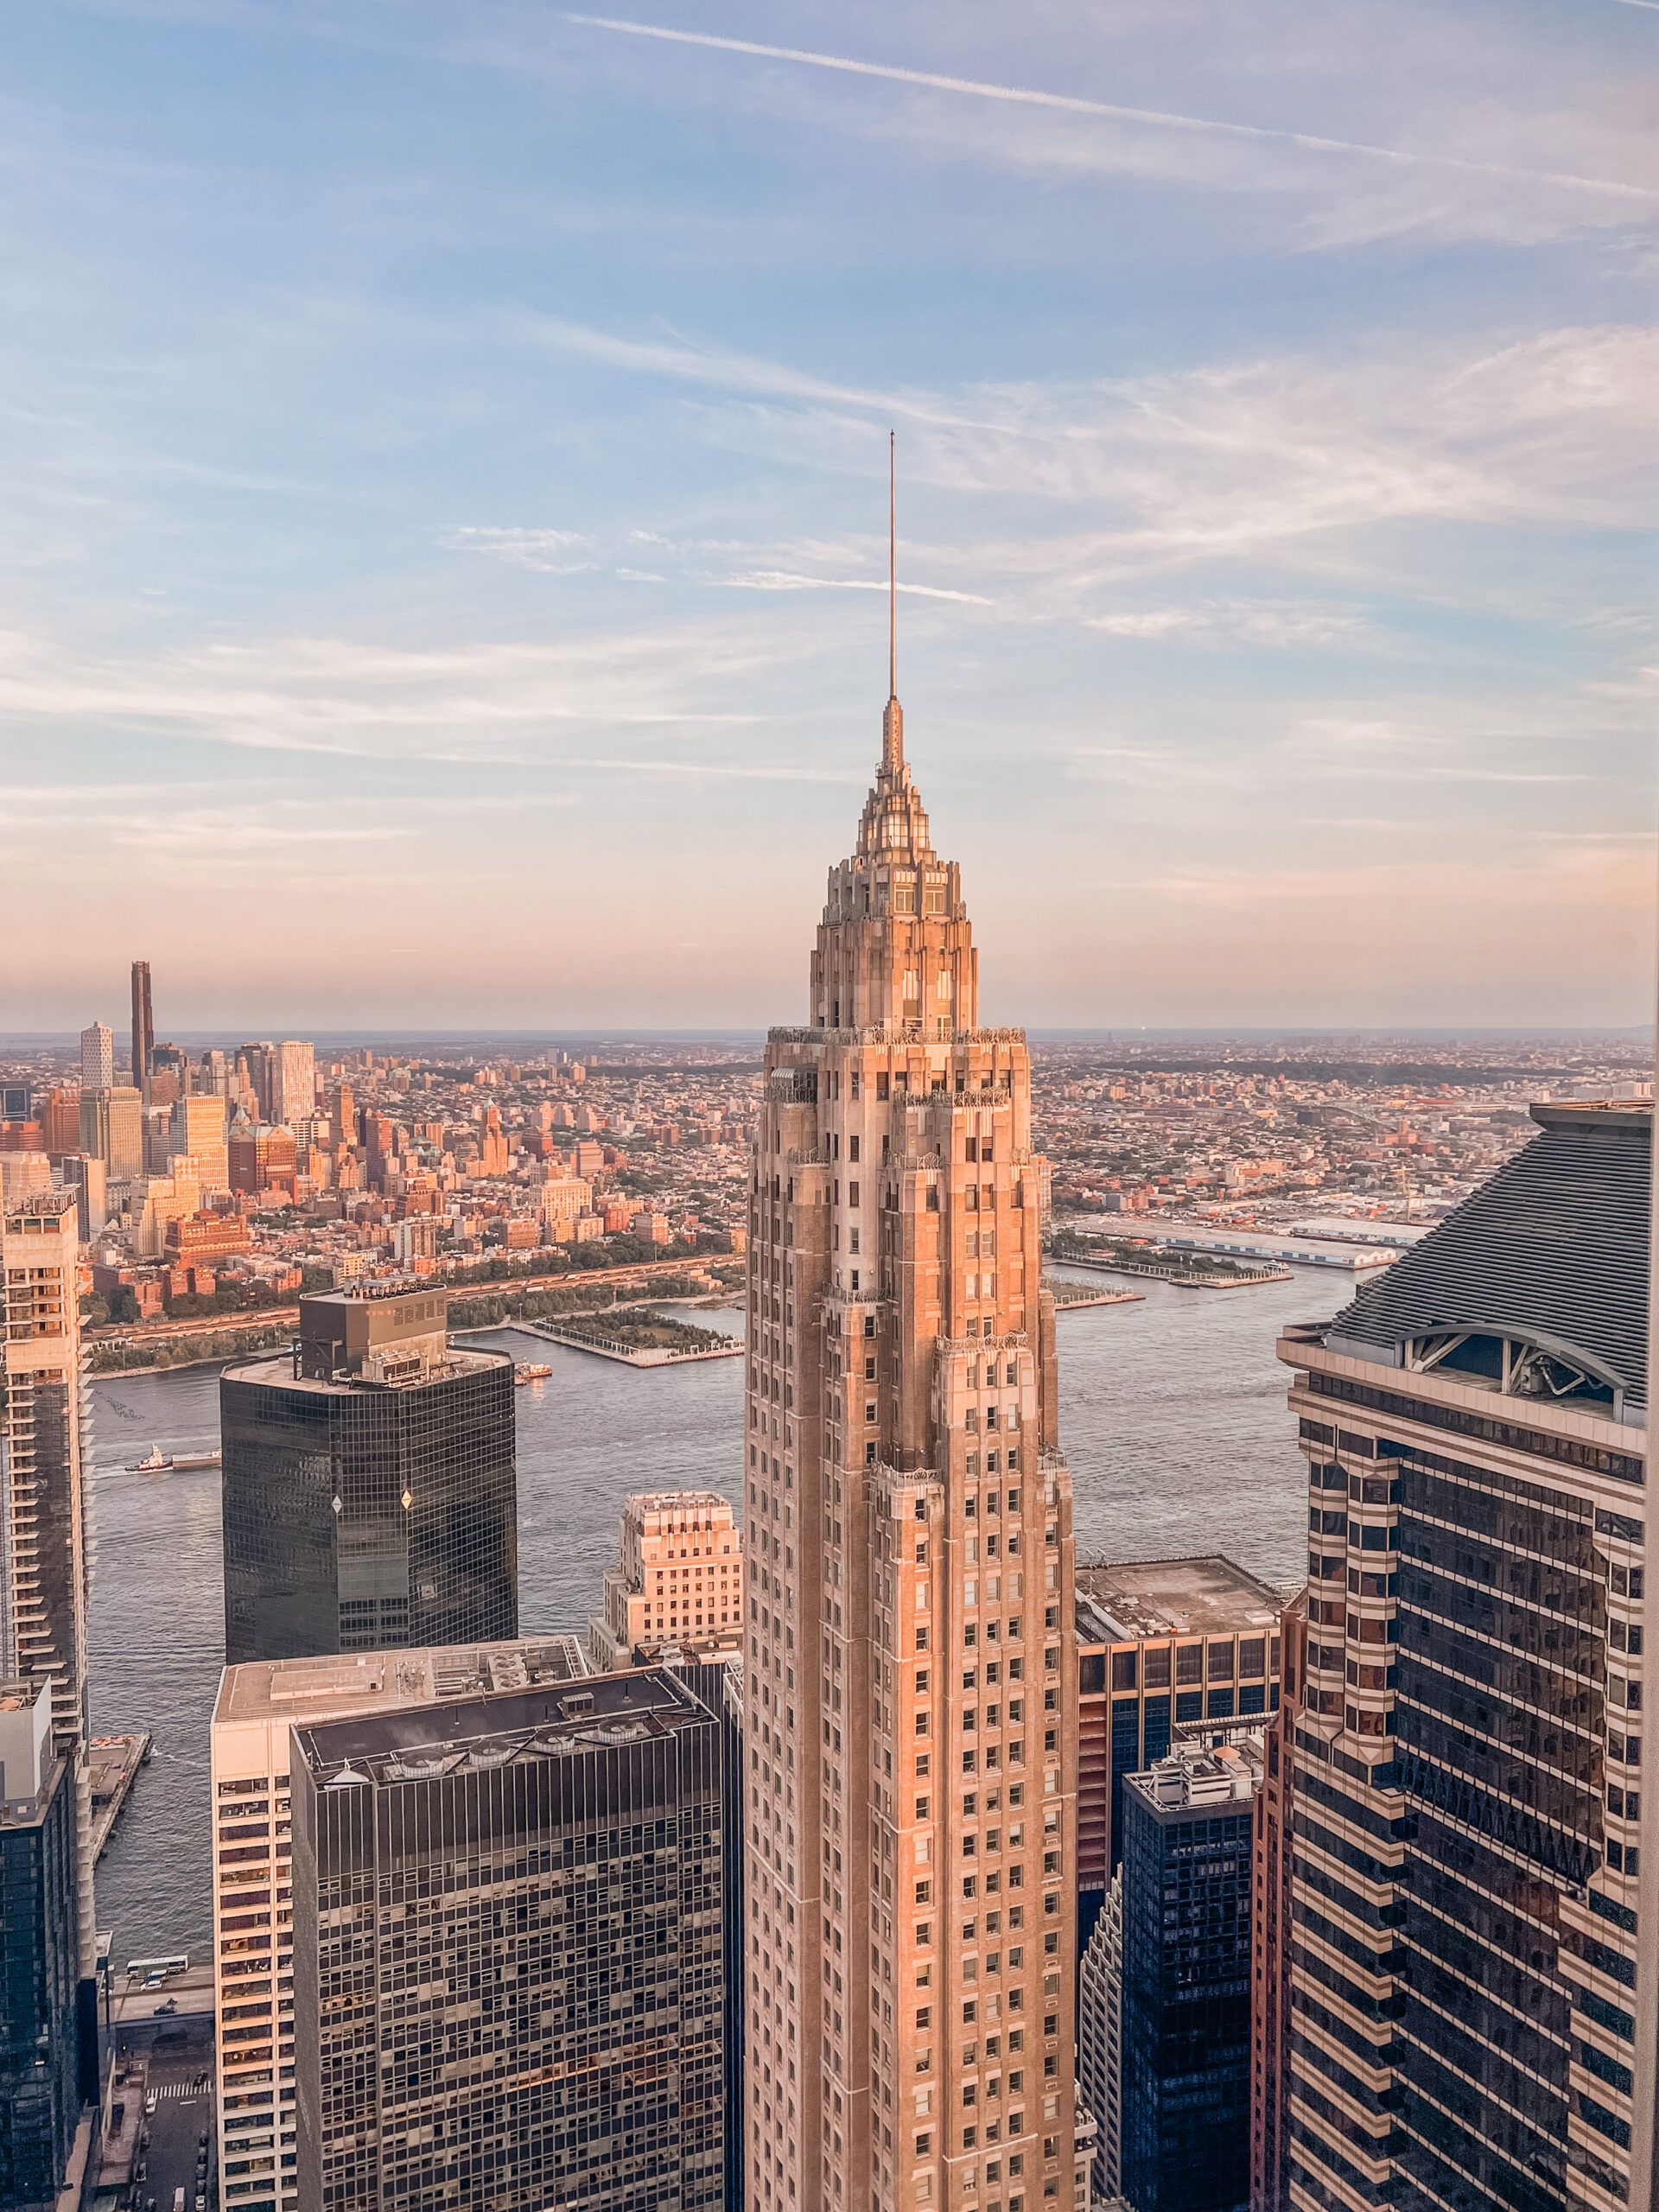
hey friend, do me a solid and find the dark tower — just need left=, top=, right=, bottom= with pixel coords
left=219, top=1285, right=518, bottom=1662
left=129, top=959, right=153, bottom=1098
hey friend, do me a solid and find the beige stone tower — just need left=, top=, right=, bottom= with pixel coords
left=742, top=614, right=1079, bottom=2212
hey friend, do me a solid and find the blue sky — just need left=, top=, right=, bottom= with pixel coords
left=4, top=0, right=1656, bottom=1033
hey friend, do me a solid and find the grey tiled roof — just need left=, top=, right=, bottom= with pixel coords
left=1328, top=1103, right=1649, bottom=1412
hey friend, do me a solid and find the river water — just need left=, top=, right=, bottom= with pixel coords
left=86, top=1269, right=1330, bottom=1964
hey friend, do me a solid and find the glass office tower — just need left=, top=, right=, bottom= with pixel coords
left=1120, top=1743, right=1260, bottom=2212
left=220, top=1285, right=517, bottom=1662
left=1273, top=1099, right=1648, bottom=2212
left=0, top=1677, right=83, bottom=2210
left=289, top=1665, right=727, bottom=2212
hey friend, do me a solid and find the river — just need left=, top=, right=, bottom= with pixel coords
left=86, top=1268, right=1331, bottom=1963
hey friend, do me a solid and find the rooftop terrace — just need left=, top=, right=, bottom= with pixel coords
left=1075, top=1555, right=1286, bottom=1644
left=292, top=1663, right=706, bottom=1786
left=215, top=1635, right=588, bottom=1728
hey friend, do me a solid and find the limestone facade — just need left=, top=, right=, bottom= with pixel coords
left=743, top=691, right=1079, bottom=2212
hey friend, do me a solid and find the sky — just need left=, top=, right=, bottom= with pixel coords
left=3, top=0, right=1657, bottom=1035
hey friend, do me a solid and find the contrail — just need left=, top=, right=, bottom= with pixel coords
left=565, top=13, right=1659, bottom=204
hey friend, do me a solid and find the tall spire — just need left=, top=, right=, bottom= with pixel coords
left=888, top=427, right=897, bottom=700
left=882, top=428, right=904, bottom=778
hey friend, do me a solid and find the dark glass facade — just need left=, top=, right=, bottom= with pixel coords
left=1275, top=1104, right=1647, bottom=2212
left=0, top=1752, right=81, bottom=2209
left=289, top=1668, right=726, bottom=2212
left=221, top=1351, right=518, bottom=1663
left=1285, top=1419, right=1636, bottom=2212
left=684, top=1657, right=746, bottom=2212
left=1120, top=1760, right=1256, bottom=2212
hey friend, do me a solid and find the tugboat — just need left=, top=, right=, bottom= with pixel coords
left=126, top=1446, right=223, bottom=1472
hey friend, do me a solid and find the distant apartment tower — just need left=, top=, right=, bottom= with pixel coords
left=0, top=1675, right=86, bottom=2209
left=588, top=1490, right=745, bottom=1669
left=240, top=1042, right=276, bottom=1122
left=40, top=1087, right=82, bottom=1161
left=0, top=1191, right=94, bottom=1981
left=220, top=1284, right=518, bottom=1662
left=78, top=1084, right=143, bottom=1185
left=130, top=959, right=153, bottom=1093
left=328, top=1081, right=354, bottom=1147
left=1075, top=1557, right=1282, bottom=1959
left=1118, top=1742, right=1260, bottom=2212
left=289, top=1663, right=728, bottom=2212
left=77, top=1023, right=111, bottom=1093
left=1270, top=1099, right=1649, bottom=2212
left=0, top=1153, right=52, bottom=1205
left=210, top=1636, right=591, bottom=2212
left=226, top=1116, right=296, bottom=1197
left=62, top=1155, right=106, bottom=1242
left=148, top=1041, right=186, bottom=1108
left=272, top=1040, right=314, bottom=1127
left=168, top=1091, right=230, bottom=1194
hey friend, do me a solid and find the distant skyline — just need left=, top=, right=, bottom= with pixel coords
left=4, top=0, right=1656, bottom=1030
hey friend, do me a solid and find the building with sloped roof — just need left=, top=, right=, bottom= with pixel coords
left=1263, top=1098, right=1647, bottom=2212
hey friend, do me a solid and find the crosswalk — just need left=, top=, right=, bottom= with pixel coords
left=153, top=2079, right=212, bottom=2101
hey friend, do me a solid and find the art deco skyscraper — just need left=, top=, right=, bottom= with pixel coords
left=742, top=505, right=1078, bottom=2212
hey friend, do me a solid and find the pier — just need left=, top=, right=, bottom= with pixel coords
left=89, top=1733, right=150, bottom=1860
left=513, top=1321, right=745, bottom=1370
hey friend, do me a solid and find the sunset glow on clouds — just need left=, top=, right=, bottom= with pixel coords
left=3, top=0, right=1656, bottom=1030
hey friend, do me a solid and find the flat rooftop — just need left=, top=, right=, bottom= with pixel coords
left=219, top=1344, right=508, bottom=1395
left=1075, top=1556, right=1286, bottom=1644
left=292, top=1665, right=708, bottom=1787
left=630, top=1491, right=735, bottom=1514
left=215, top=1636, right=588, bottom=1730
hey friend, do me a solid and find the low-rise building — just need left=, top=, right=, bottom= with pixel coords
left=588, top=1491, right=744, bottom=1669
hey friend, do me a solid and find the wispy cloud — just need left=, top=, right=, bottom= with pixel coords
left=725, top=570, right=993, bottom=604
left=0, top=625, right=781, bottom=762
left=1085, top=600, right=1378, bottom=648
left=564, top=13, right=1659, bottom=206
left=518, top=318, right=1659, bottom=606
left=442, top=525, right=596, bottom=572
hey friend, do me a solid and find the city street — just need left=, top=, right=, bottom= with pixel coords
left=110, top=2012, right=216, bottom=2212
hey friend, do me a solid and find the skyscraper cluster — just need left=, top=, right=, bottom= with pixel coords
left=6, top=588, right=1659, bottom=2212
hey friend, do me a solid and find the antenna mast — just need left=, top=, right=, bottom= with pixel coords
left=888, top=429, right=897, bottom=701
